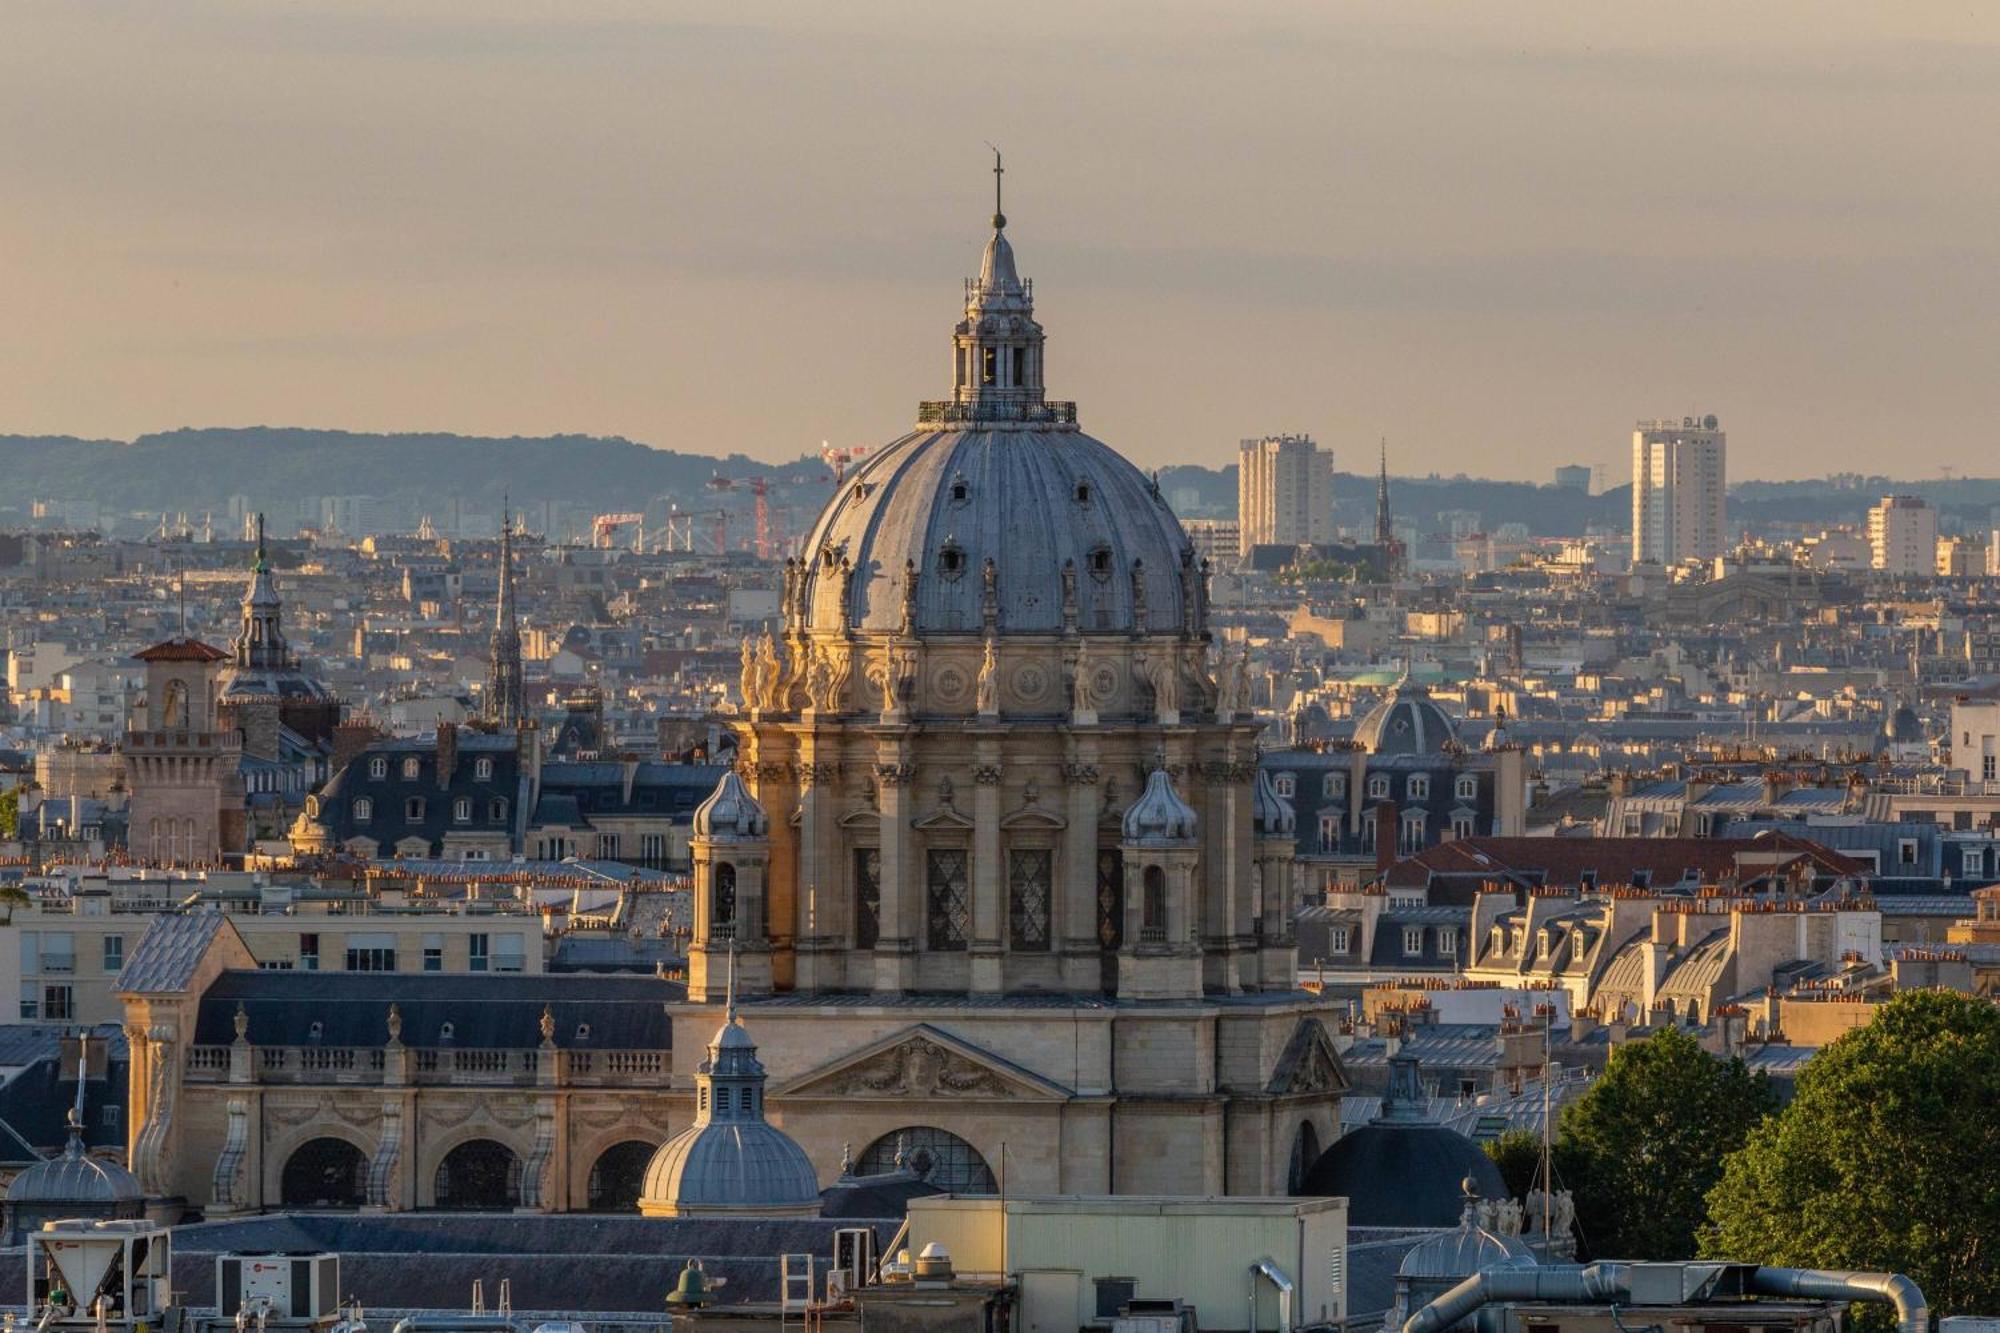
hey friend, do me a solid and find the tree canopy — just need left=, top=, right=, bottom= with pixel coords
left=1704, top=990, right=2000, bottom=1321
left=1556, top=1025, right=1776, bottom=1260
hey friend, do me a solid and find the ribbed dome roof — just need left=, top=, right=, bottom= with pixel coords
left=1253, top=767, right=1296, bottom=837
left=1123, top=768, right=1198, bottom=844
left=1355, top=678, right=1458, bottom=757
left=640, top=1002, right=819, bottom=1217
left=692, top=771, right=769, bottom=839
left=798, top=429, right=1194, bottom=637
left=1398, top=1181, right=1536, bottom=1278
left=6, top=1130, right=142, bottom=1207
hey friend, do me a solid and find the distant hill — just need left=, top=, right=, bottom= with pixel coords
left=0, top=428, right=816, bottom=514
left=1, top=428, right=1995, bottom=538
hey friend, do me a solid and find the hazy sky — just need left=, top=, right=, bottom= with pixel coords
left=5, top=2, right=2000, bottom=480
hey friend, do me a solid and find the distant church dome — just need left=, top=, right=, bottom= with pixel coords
left=1883, top=704, right=1923, bottom=745
left=639, top=978, right=820, bottom=1218
left=1298, top=1054, right=1505, bottom=1226
left=789, top=166, right=1196, bottom=641
left=1354, top=677, right=1458, bottom=757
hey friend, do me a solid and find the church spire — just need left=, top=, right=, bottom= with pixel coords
left=1374, top=439, right=1394, bottom=546
left=235, top=512, right=289, bottom=669
left=487, top=499, right=524, bottom=727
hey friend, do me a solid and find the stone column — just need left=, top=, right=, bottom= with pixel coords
left=872, top=733, right=917, bottom=993
left=970, top=731, right=1005, bottom=994
left=1061, top=736, right=1104, bottom=992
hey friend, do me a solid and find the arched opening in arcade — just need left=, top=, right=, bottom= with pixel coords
left=1286, top=1120, right=1322, bottom=1196
left=280, top=1137, right=368, bottom=1209
left=856, top=1127, right=996, bottom=1194
left=586, top=1140, right=656, bottom=1212
left=433, top=1139, right=521, bottom=1210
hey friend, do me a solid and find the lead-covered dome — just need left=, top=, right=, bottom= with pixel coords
left=791, top=181, right=1196, bottom=640
left=800, top=433, right=1194, bottom=637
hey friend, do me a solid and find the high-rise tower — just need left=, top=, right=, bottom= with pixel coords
left=1631, top=415, right=1726, bottom=567
left=487, top=505, right=524, bottom=726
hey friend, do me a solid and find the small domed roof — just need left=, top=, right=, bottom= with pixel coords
left=640, top=988, right=819, bottom=1218
left=1355, top=677, right=1458, bottom=757
left=1398, top=1179, right=1536, bottom=1279
left=692, top=771, right=769, bottom=839
left=7, top=1125, right=141, bottom=1208
left=1253, top=767, right=1295, bottom=837
left=1884, top=704, right=1923, bottom=744
left=1298, top=1054, right=1505, bottom=1226
left=1123, top=768, right=1197, bottom=844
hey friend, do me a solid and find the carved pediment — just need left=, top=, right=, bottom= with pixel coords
left=774, top=1024, right=1073, bottom=1103
left=1000, top=806, right=1067, bottom=831
left=839, top=807, right=883, bottom=828
left=1269, top=1017, right=1351, bottom=1098
left=912, top=806, right=975, bottom=831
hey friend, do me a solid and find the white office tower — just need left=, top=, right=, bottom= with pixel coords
left=1237, top=434, right=1334, bottom=555
left=1631, top=415, right=1726, bottom=567
left=1867, top=495, right=1938, bottom=575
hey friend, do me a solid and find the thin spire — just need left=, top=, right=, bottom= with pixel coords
left=68, top=1033, right=87, bottom=1136
left=252, top=512, right=267, bottom=573
left=1374, top=438, right=1394, bottom=547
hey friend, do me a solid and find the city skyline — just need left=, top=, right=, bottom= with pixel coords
left=6, top=2, right=2000, bottom=480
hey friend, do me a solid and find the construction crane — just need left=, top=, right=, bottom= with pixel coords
left=592, top=512, right=645, bottom=549
left=707, top=475, right=774, bottom=559
left=819, top=441, right=869, bottom=485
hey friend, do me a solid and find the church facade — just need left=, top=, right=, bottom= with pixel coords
left=676, top=176, right=1347, bottom=1197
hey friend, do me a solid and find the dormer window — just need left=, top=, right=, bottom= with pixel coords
left=1075, top=482, right=1093, bottom=505
left=475, top=757, right=493, bottom=782
left=401, top=757, right=420, bottom=780
left=938, top=542, right=967, bottom=580
left=353, top=798, right=373, bottom=823
left=1274, top=773, right=1295, bottom=798
left=949, top=476, right=970, bottom=504
left=369, top=757, right=387, bottom=781
left=1408, top=775, right=1430, bottom=801
left=1369, top=775, right=1390, bottom=800
left=1456, top=776, right=1477, bottom=800
left=1087, top=545, right=1113, bottom=580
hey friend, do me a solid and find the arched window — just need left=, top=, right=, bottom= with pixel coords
left=369, top=757, right=388, bottom=780
left=162, top=679, right=188, bottom=728
left=475, top=757, right=493, bottom=782
left=1322, top=773, right=1345, bottom=799
left=1141, top=865, right=1167, bottom=939
left=1368, top=774, right=1390, bottom=800
left=1407, top=775, right=1429, bottom=801
left=1456, top=775, right=1478, bottom=800
left=433, top=1139, right=521, bottom=1210
left=1286, top=1120, right=1323, bottom=1196
left=857, top=1127, right=996, bottom=1194
left=585, top=1141, right=655, bottom=1213
left=490, top=798, right=508, bottom=822
left=1274, top=772, right=1296, bottom=798
left=453, top=797, right=471, bottom=824
left=713, top=862, right=737, bottom=936
left=402, top=757, right=421, bottom=780
left=280, top=1137, right=367, bottom=1209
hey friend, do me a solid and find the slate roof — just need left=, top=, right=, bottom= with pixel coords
left=1382, top=834, right=1861, bottom=891
left=194, top=971, right=681, bottom=1050
left=0, top=1214, right=874, bottom=1312
left=114, top=909, right=233, bottom=994
left=132, top=637, right=229, bottom=663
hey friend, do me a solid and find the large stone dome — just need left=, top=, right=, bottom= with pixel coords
left=799, top=429, right=1194, bottom=638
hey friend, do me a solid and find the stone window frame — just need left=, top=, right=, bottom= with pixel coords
left=925, top=846, right=972, bottom=951
left=1006, top=844, right=1054, bottom=952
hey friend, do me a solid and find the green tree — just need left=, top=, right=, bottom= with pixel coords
left=1556, top=1026, right=1776, bottom=1260
left=1704, top=990, right=2000, bottom=1321
left=0, top=786, right=16, bottom=838
left=1483, top=1128, right=1545, bottom=1199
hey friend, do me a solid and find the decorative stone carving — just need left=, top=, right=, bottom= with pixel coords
left=1063, top=763, right=1099, bottom=785
left=976, top=638, right=999, bottom=715
left=875, top=762, right=916, bottom=788
left=825, top=1034, right=1012, bottom=1098
left=972, top=765, right=1003, bottom=786
left=739, top=638, right=759, bottom=710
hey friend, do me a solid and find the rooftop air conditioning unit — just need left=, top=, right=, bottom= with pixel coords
left=217, top=1254, right=341, bottom=1323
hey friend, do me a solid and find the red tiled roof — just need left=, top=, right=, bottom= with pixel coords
left=1383, top=833, right=1862, bottom=889
left=133, top=638, right=230, bottom=663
